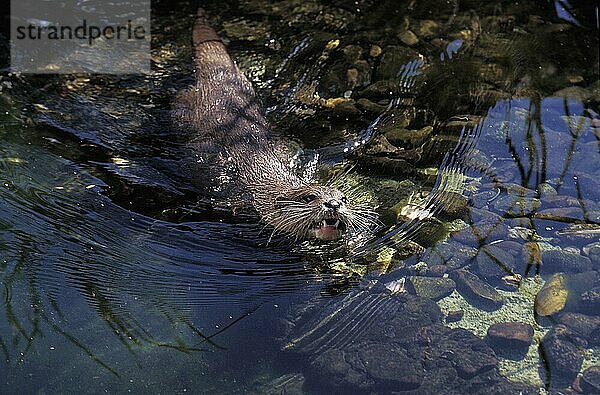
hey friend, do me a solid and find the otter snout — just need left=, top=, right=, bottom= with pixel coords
left=324, top=199, right=342, bottom=210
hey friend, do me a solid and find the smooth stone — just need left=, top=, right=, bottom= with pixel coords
left=355, top=98, right=386, bottom=116
left=476, top=244, right=517, bottom=285
left=451, top=269, right=504, bottom=311
left=398, top=30, right=419, bottom=46
left=537, top=182, right=558, bottom=198
left=541, top=250, right=592, bottom=275
left=437, top=191, right=470, bottom=219
left=384, top=125, right=433, bottom=147
left=486, top=322, right=533, bottom=359
left=535, top=273, right=569, bottom=316
left=451, top=217, right=508, bottom=247
left=558, top=313, right=600, bottom=345
left=469, top=189, right=499, bottom=209
left=417, top=20, right=439, bottom=38
left=446, top=310, right=464, bottom=323
left=369, top=44, right=382, bottom=57
left=581, top=285, right=600, bottom=315
left=407, top=276, right=456, bottom=301
left=376, top=45, right=422, bottom=79
left=540, top=325, right=585, bottom=388
left=332, top=100, right=361, bottom=119
left=534, top=207, right=585, bottom=222
left=580, top=366, right=600, bottom=394
left=492, top=194, right=541, bottom=217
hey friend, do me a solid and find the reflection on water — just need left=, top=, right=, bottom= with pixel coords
left=0, top=0, right=599, bottom=393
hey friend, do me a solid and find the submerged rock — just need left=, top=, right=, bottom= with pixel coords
left=580, top=366, right=600, bottom=394
left=558, top=312, right=600, bottom=345
left=407, top=276, right=456, bottom=301
left=535, top=273, right=569, bottom=316
left=541, top=250, right=592, bottom=276
left=451, top=269, right=504, bottom=311
left=540, top=325, right=585, bottom=388
left=486, top=322, right=533, bottom=359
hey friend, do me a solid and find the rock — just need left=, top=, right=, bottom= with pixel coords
left=451, top=216, right=508, bottom=247
left=535, top=273, right=569, bottom=316
left=417, top=20, right=439, bottom=38
left=558, top=313, right=600, bottom=345
left=581, top=285, right=600, bottom=315
left=469, top=190, right=498, bottom=209
left=437, top=191, right=470, bottom=220
left=537, top=182, right=558, bottom=198
left=475, top=244, right=517, bottom=286
left=541, top=250, right=592, bottom=275
left=384, top=125, right=433, bottom=147
left=553, top=86, right=592, bottom=102
left=492, top=194, right=541, bottom=217
left=446, top=310, right=464, bottom=323
left=424, top=327, right=498, bottom=379
left=369, top=44, right=382, bottom=57
left=358, top=79, right=405, bottom=99
left=407, top=276, right=456, bottom=301
left=580, top=366, right=600, bottom=394
left=332, top=100, right=361, bottom=119
left=222, top=19, right=270, bottom=41
left=376, top=46, right=422, bottom=79
left=583, top=242, right=600, bottom=265
left=451, top=269, right=504, bottom=311
left=534, top=207, right=585, bottom=222
left=486, top=322, right=533, bottom=359
left=398, top=30, right=419, bottom=46
left=355, top=98, right=386, bottom=116
left=540, top=325, right=585, bottom=388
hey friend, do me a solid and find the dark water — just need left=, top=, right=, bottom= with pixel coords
left=0, top=0, right=599, bottom=393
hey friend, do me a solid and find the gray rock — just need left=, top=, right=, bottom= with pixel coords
left=451, top=269, right=504, bottom=311
left=541, top=250, right=592, bottom=276
left=476, top=244, right=517, bottom=286
left=540, top=325, right=585, bottom=388
left=492, top=194, right=541, bottom=217
left=580, top=366, right=600, bottom=394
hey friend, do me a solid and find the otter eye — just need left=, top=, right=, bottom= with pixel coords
left=300, top=193, right=318, bottom=203
left=341, top=196, right=348, bottom=203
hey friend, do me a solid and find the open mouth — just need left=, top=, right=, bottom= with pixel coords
left=311, top=215, right=346, bottom=241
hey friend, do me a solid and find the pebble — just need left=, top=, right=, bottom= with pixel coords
left=369, top=44, right=382, bottom=57
left=446, top=310, right=464, bottom=323
left=451, top=269, right=504, bottom=311
left=407, top=276, right=456, bottom=301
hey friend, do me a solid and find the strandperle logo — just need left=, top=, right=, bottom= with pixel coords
left=14, top=20, right=147, bottom=46
left=10, top=0, right=150, bottom=74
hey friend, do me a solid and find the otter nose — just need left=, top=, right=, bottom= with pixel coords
left=324, top=199, right=341, bottom=210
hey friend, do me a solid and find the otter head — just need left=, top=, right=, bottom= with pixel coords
left=263, top=185, right=377, bottom=241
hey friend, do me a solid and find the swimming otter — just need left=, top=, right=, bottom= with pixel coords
left=175, top=8, right=377, bottom=241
